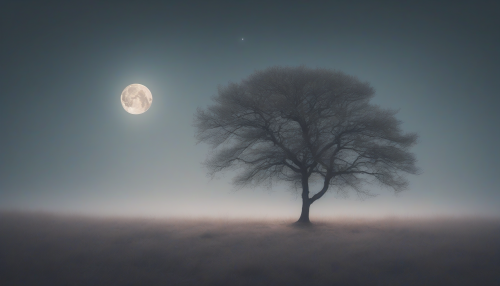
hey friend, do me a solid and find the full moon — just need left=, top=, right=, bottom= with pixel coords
left=120, top=84, right=153, bottom=114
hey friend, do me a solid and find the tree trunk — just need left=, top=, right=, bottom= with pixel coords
left=296, top=172, right=312, bottom=225
left=296, top=197, right=312, bottom=224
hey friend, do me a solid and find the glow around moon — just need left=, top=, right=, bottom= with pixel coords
left=120, top=84, right=153, bottom=114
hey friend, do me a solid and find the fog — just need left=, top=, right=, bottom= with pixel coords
left=2, top=1, right=500, bottom=284
left=1, top=211, right=499, bottom=286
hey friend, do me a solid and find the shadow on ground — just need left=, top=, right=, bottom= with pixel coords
left=1, top=212, right=499, bottom=286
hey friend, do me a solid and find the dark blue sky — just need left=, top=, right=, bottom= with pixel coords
left=1, top=1, right=499, bottom=218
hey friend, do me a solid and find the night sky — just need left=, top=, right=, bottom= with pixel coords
left=1, top=1, right=499, bottom=219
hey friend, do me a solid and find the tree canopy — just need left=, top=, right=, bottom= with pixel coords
left=195, top=66, right=419, bottom=224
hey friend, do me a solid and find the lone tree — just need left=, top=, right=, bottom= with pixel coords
left=195, top=66, right=419, bottom=224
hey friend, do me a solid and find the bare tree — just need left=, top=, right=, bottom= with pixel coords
left=194, top=66, right=419, bottom=224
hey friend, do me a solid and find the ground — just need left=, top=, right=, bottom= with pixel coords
left=1, top=212, right=499, bottom=286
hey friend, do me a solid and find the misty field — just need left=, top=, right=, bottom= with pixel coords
left=1, top=212, right=499, bottom=286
